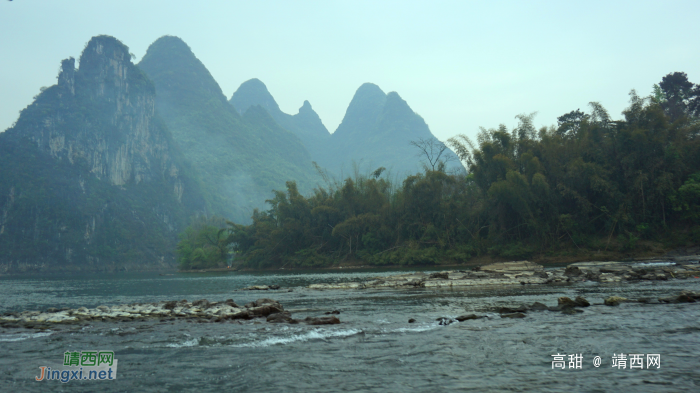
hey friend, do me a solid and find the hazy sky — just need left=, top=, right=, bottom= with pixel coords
left=2, top=1, right=699, bottom=142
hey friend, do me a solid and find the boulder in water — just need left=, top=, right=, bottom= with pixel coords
left=456, top=314, right=483, bottom=321
left=497, top=305, right=528, bottom=314
left=564, top=266, right=582, bottom=277
left=429, top=272, right=450, bottom=280
left=162, top=301, right=178, bottom=310
left=192, top=299, right=211, bottom=309
left=249, top=304, right=284, bottom=317
left=267, top=312, right=297, bottom=324
left=305, top=316, right=341, bottom=325
left=604, top=296, right=628, bottom=306
left=558, top=297, right=577, bottom=308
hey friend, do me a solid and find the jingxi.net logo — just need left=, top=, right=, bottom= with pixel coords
left=35, top=350, right=117, bottom=383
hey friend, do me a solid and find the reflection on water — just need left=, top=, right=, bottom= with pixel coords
left=1, top=270, right=699, bottom=392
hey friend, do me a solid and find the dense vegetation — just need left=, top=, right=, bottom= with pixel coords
left=176, top=216, right=230, bottom=270
left=183, top=72, right=700, bottom=269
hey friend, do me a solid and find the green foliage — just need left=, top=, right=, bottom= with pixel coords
left=176, top=216, right=230, bottom=270
left=619, top=232, right=640, bottom=252
left=220, top=71, right=700, bottom=269
left=671, top=172, right=700, bottom=221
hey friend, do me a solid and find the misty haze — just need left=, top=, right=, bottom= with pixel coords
left=1, top=1, right=699, bottom=392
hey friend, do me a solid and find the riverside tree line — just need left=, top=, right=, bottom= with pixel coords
left=177, top=72, right=700, bottom=270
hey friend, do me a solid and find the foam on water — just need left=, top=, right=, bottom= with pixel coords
left=0, top=331, right=53, bottom=342
left=233, top=327, right=363, bottom=348
left=635, top=261, right=676, bottom=267
left=387, top=324, right=440, bottom=333
left=166, top=337, right=199, bottom=348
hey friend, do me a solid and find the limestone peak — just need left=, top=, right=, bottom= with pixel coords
left=230, top=78, right=281, bottom=116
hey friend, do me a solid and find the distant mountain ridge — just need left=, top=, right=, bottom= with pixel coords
left=138, top=36, right=321, bottom=223
left=328, top=83, right=464, bottom=176
left=230, top=80, right=464, bottom=178
left=230, top=78, right=331, bottom=162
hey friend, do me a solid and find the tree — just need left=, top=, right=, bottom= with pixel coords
left=556, top=109, right=589, bottom=136
left=209, top=70, right=700, bottom=269
left=176, top=216, right=230, bottom=270
left=410, top=138, right=453, bottom=171
left=658, top=72, right=696, bottom=121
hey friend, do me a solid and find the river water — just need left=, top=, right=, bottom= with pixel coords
left=1, top=268, right=699, bottom=392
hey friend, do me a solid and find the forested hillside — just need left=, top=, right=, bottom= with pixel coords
left=201, top=73, right=700, bottom=269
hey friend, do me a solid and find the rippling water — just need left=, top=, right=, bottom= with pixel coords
left=1, top=268, right=699, bottom=392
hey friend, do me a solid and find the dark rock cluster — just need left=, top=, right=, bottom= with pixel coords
left=422, top=290, right=700, bottom=324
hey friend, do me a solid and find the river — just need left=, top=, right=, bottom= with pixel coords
left=1, top=267, right=699, bottom=392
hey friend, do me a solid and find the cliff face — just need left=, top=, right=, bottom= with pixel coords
left=0, top=35, right=204, bottom=273
left=20, top=37, right=179, bottom=189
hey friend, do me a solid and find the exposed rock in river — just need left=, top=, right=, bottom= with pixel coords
left=456, top=314, right=484, bottom=321
left=0, top=298, right=339, bottom=328
left=604, top=296, right=628, bottom=306
left=305, top=316, right=341, bottom=325
left=306, top=259, right=700, bottom=290
left=244, top=285, right=281, bottom=291
left=478, top=261, right=544, bottom=273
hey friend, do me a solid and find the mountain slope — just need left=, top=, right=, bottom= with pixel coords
left=230, top=80, right=463, bottom=178
left=230, top=78, right=330, bottom=162
left=0, top=35, right=204, bottom=272
left=138, top=36, right=320, bottom=223
left=326, top=83, right=464, bottom=177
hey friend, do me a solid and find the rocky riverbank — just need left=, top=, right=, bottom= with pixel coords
left=0, top=298, right=339, bottom=329
left=306, top=258, right=700, bottom=290
left=427, top=289, right=700, bottom=325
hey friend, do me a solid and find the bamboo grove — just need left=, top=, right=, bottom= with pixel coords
left=177, top=73, right=700, bottom=269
